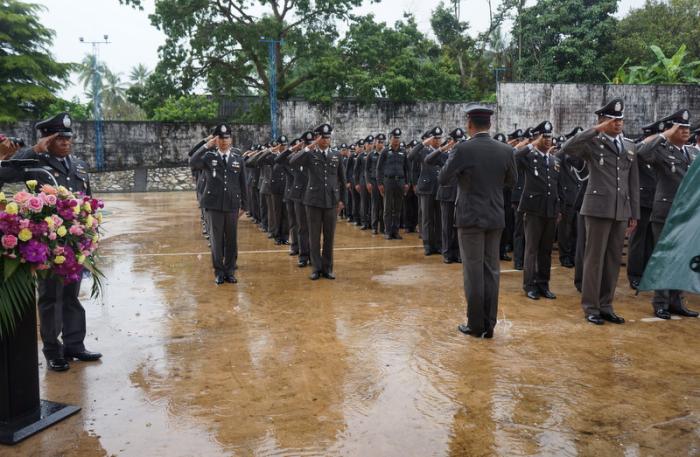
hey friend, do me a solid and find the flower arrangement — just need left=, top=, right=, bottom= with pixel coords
left=0, top=181, right=105, bottom=338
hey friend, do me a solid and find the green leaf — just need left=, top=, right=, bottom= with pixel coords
left=3, top=256, right=20, bottom=280
left=0, top=263, right=36, bottom=340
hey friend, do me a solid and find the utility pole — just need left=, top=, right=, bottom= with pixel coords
left=79, top=35, right=110, bottom=170
left=260, top=37, right=284, bottom=139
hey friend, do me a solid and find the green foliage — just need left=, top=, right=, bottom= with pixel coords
left=0, top=0, right=73, bottom=122
left=0, top=260, right=35, bottom=339
left=40, top=97, right=91, bottom=121
left=229, top=100, right=270, bottom=124
left=152, top=95, right=219, bottom=122
left=605, top=45, right=700, bottom=84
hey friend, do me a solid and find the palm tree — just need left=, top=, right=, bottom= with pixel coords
left=76, top=54, right=107, bottom=90
left=101, top=69, right=128, bottom=109
left=129, top=63, right=151, bottom=87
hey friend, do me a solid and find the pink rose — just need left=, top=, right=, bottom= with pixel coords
left=1, top=234, right=18, bottom=249
left=53, top=246, right=65, bottom=255
left=40, top=185, right=57, bottom=195
left=26, top=197, right=43, bottom=213
left=51, top=215, right=63, bottom=227
left=48, top=232, right=57, bottom=241
left=69, top=225, right=84, bottom=236
left=13, top=191, right=31, bottom=204
left=41, top=193, right=57, bottom=206
left=19, top=219, right=30, bottom=229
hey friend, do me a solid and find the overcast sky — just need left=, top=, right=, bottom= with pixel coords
left=35, top=0, right=647, bottom=101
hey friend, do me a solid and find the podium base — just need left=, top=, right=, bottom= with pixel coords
left=0, top=400, right=80, bottom=445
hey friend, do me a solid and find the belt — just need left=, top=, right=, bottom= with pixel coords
left=385, top=176, right=404, bottom=179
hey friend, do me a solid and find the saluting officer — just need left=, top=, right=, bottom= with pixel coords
left=409, top=127, right=444, bottom=255
left=637, top=109, right=698, bottom=319
left=425, top=128, right=465, bottom=263
left=495, top=133, right=514, bottom=262
left=366, top=134, right=385, bottom=234
left=555, top=126, right=584, bottom=268
left=275, top=137, right=301, bottom=256
left=514, top=121, right=560, bottom=300
left=188, top=135, right=212, bottom=240
left=14, top=112, right=102, bottom=371
left=627, top=121, right=659, bottom=289
left=561, top=99, right=640, bottom=325
left=508, top=128, right=527, bottom=269
left=339, top=143, right=351, bottom=219
left=354, top=136, right=373, bottom=230
left=376, top=128, right=409, bottom=239
left=290, top=124, right=346, bottom=280
left=189, top=124, right=247, bottom=285
left=439, top=106, right=517, bottom=339
left=404, top=139, right=420, bottom=233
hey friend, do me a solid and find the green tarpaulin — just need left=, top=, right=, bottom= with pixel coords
left=638, top=157, right=700, bottom=293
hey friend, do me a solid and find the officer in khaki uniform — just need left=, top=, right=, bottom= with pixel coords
left=13, top=112, right=102, bottom=371
left=514, top=121, right=560, bottom=300
left=561, top=99, right=640, bottom=325
left=290, top=124, right=346, bottom=280
left=439, top=106, right=517, bottom=339
left=637, top=109, right=698, bottom=319
left=376, top=128, right=409, bottom=239
left=190, top=123, right=247, bottom=285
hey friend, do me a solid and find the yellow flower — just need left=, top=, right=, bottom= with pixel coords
left=44, top=216, right=55, bottom=228
left=18, top=228, right=32, bottom=242
left=57, top=186, right=70, bottom=197
left=57, top=226, right=67, bottom=237
left=72, top=204, right=80, bottom=215
left=76, top=255, right=86, bottom=264
left=26, top=180, right=38, bottom=191
left=5, top=202, right=18, bottom=215
left=0, top=192, right=6, bottom=202
left=85, top=215, right=94, bottom=227
left=83, top=202, right=92, bottom=212
left=91, top=233, right=99, bottom=242
left=96, top=212, right=103, bottom=223
left=54, top=255, right=65, bottom=265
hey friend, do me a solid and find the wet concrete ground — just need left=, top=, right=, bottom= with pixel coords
left=4, top=191, right=699, bottom=457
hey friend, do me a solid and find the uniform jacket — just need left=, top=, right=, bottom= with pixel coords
left=290, top=146, right=346, bottom=209
left=353, top=152, right=368, bottom=186
left=275, top=149, right=307, bottom=202
left=555, top=147, right=582, bottom=208
left=408, top=144, right=441, bottom=195
left=438, top=132, right=517, bottom=229
left=424, top=148, right=457, bottom=202
left=365, top=150, right=381, bottom=184
left=560, top=128, right=640, bottom=221
left=14, top=149, right=92, bottom=196
left=376, top=146, right=408, bottom=185
left=189, top=147, right=247, bottom=212
left=515, top=145, right=561, bottom=218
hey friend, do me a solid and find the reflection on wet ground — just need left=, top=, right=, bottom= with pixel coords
left=4, top=192, right=699, bottom=457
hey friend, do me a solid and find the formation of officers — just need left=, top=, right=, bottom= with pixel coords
left=188, top=99, right=700, bottom=337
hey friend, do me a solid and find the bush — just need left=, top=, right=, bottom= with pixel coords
left=151, top=95, right=219, bottom=122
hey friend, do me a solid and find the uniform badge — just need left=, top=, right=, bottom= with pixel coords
left=682, top=110, right=689, bottom=121
left=614, top=101, right=622, bottom=112
left=63, top=115, right=71, bottom=128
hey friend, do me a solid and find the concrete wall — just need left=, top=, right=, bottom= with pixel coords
left=496, top=83, right=700, bottom=136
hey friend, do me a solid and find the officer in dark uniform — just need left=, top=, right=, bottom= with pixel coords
left=404, top=139, right=420, bottom=233
left=276, top=137, right=300, bottom=255
left=188, top=135, right=211, bottom=239
left=269, top=137, right=290, bottom=244
left=354, top=136, right=373, bottom=230
left=494, top=133, right=513, bottom=261
left=425, top=128, right=464, bottom=263
left=637, top=109, right=698, bottom=319
left=246, top=145, right=268, bottom=231
left=276, top=136, right=311, bottom=266
left=14, top=112, right=102, bottom=371
left=508, top=128, right=527, bottom=269
left=366, top=134, right=385, bottom=234
left=409, top=127, right=443, bottom=255
left=515, top=121, right=560, bottom=300
left=376, top=128, right=409, bottom=239
left=290, top=124, right=346, bottom=280
left=243, top=145, right=261, bottom=224
left=561, top=98, right=640, bottom=325
left=338, top=143, right=351, bottom=219
left=348, top=141, right=363, bottom=225
left=190, top=123, right=247, bottom=285
left=439, top=106, right=517, bottom=339
left=555, top=126, right=584, bottom=268
left=626, top=121, right=659, bottom=290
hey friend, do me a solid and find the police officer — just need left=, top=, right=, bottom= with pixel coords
left=14, top=112, right=102, bottom=371
left=404, top=139, right=420, bottom=233
left=376, top=128, right=409, bottom=239
left=515, top=121, right=560, bottom=300
left=345, top=142, right=361, bottom=225
left=561, top=99, right=640, bottom=325
left=366, top=134, right=385, bottom=234
left=508, top=128, right=527, bottom=269
left=190, top=123, right=247, bottom=285
left=409, top=127, right=443, bottom=255
left=494, top=133, right=513, bottom=262
left=290, top=124, right=346, bottom=280
left=439, top=106, right=517, bottom=339
left=354, top=136, right=373, bottom=230
left=637, top=109, right=698, bottom=319
left=425, top=128, right=464, bottom=263
left=276, top=137, right=300, bottom=256
left=339, top=143, right=351, bottom=220
left=627, top=121, right=660, bottom=289
left=189, top=135, right=212, bottom=240
left=243, top=145, right=261, bottom=225
left=555, top=127, right=584, bottom=268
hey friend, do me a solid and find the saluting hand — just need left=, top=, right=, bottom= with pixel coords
left=661, top=123, right=679, bottom=140
left=594, top=117, right=616, bottom=133
left=0, top=138, right=21, bottom=160
left=205, top=137, right=218, bottom=149
left=32, top=133, right=58, bottom=154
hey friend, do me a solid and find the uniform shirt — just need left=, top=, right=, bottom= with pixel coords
left=637, top=136, right=696, bottom=223
left=424, top=148, right=457, bottom=202
left=560, top=128, right=640, bottom=222
left=555, top=147, right=583, bottom=208
left=14, top=148, right=92, bottom=196
left=408, top=143, right=441, bottom=195
left=290, top=146, right=346, bottom=209
left=189, top=146, right=247, bottom=212
left=353, top=152, right=368, bottom=186
left=515, top=144, right=561, bottom=218
left=365, top=150, right=381, bottom=184
left=376, top=146, right=408, bottom=184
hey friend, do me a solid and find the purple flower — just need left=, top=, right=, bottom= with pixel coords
left=19, top=239, right=49, bottom=264
left=52, top=246, right=83, bottom=283
left=0, top=213, right=20, bottom=235
left=29, top=221, right=48, bottom=237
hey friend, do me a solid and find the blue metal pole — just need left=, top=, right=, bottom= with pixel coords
left=268, top=41, right=277, bottom=139
left=91, top=47, right=104, bottom=170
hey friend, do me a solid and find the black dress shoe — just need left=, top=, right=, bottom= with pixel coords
left=514, top=264, right=523, bottom=271
left=361, top=225, right=370, bottom=230
left=424, top=250, right=433, bottom=256
left=323, top=271, right=336, bottom=280
left=539, top=289, right=557, bottom=299
left=384, top=234, right=392, bottom=240
left=671, top=307, right=699, bottom=318
left=372, top=228, right=379, bottom=235
left=457, top=323, right=490, bottom=338
left=500, top=253, right=512, bottom=261
left=394, top=234, right=403, bottom=240
left=298, top=259, right=309, bottom=267
left=310, top=271, right=321, bottom=280
left=629, top=280, right=640, bottom=290
left=224, top=275, right=238, bottom=284
left=586, top=314, right=604, bottom=325
left=267, top=233, right=275, bottom=239
left=47, top=358, right=70, bottom=371
left=654, top=309, right=671, bottom=320
left=65, top=350, right=102, bottom=361
left=526, top=290, right=540, bottom=300
left=443, top=257, right=454, bottom=264
left=289, top=250, right=299, bottom=256
left=215, top=275, right=225, bottom=285
left=601, top=312, right=625, bottom=324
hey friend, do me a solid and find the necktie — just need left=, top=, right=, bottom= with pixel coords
left=221, top=154, right=228, bottom=165
left=613, top=138, right=621, bottom=155
left=60, top=157, right=71, bottom=172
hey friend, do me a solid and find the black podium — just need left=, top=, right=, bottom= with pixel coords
left=0, top=308, right=80, bottom=445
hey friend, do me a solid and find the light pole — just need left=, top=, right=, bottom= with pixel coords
left=260, top=37, right=284, bottom=139
left=79, top=35, right=110, bottom=170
